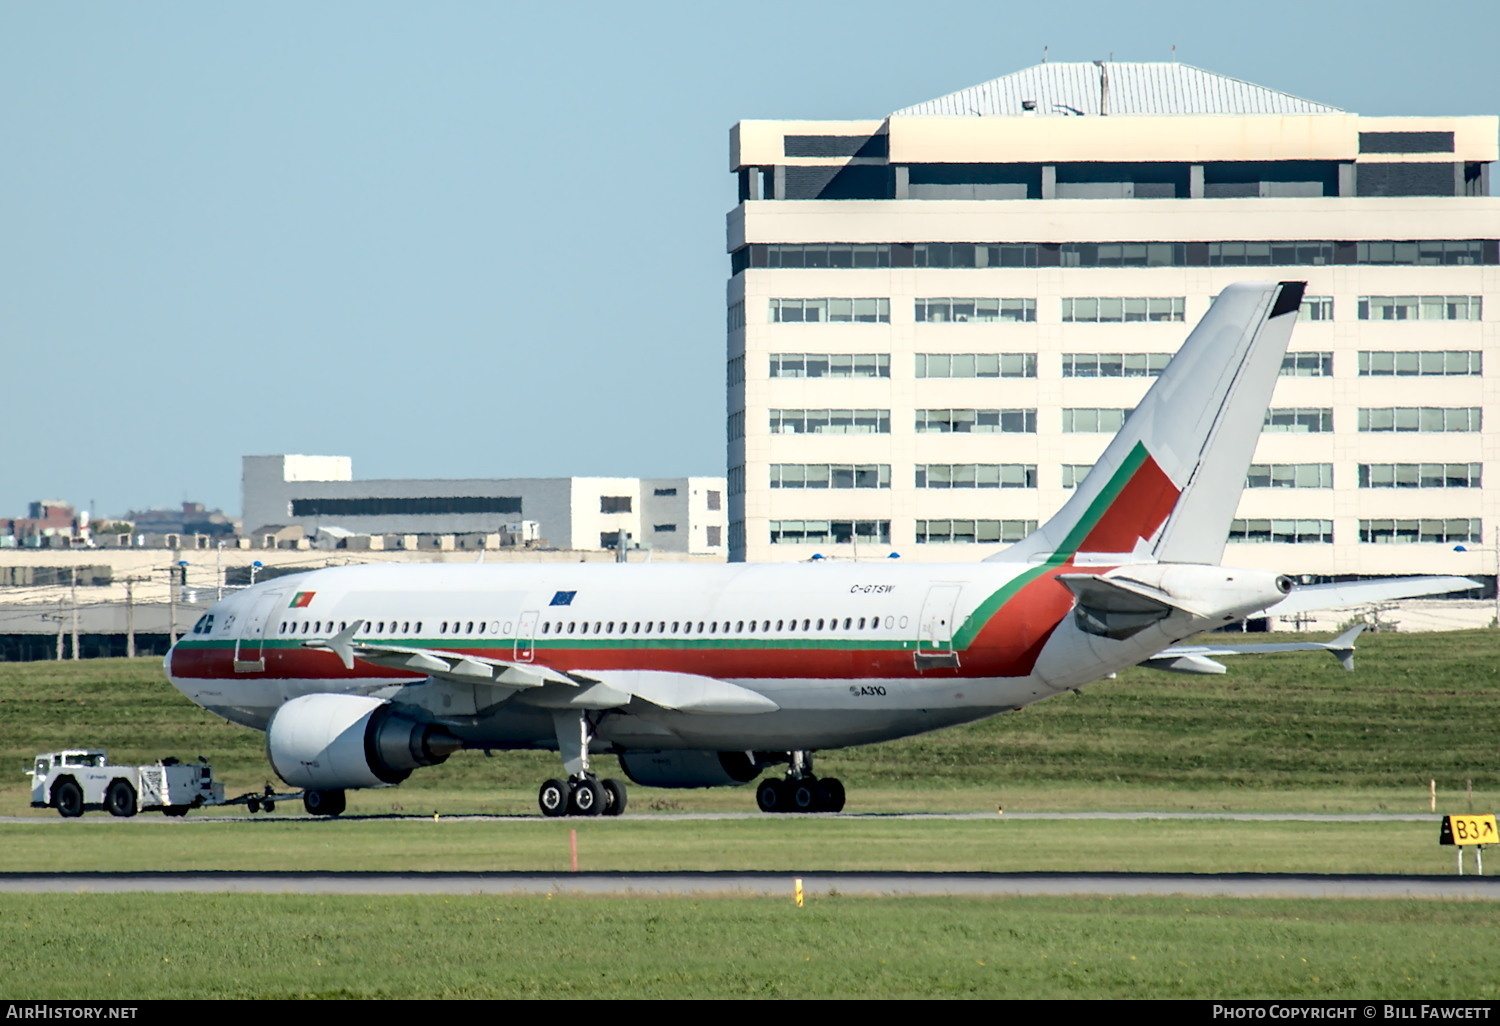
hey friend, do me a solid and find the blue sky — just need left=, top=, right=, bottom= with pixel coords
left=2, top=0, right=1495, bottom=519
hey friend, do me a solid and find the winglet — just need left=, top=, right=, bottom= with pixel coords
left=1323, top=624, right=1365, bottom=671
left=304, top=619, right=364, bottom=671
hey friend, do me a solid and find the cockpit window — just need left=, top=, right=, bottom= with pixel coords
left=191, top=614, right=215, bottom=635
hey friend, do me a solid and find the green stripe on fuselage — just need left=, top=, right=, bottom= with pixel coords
left=949, top=441, right=1150, bottom=649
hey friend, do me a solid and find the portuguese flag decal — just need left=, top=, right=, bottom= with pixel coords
left=288, top=592, right=316, bottom=608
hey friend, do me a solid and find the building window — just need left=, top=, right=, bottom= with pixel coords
left=1247, top=464, right=1333, bottom=488
left=1359, top=464, right=1482, bottom=488
left=1061, top=297, right=1185, bottom=323
left=915, top=243, right=1037, bottom=268
left=1228, top=519, right=1334, bottom=544
left=653, top=487, right=678, bottom=497
left=1356, top=240, right=1482, bottom=265
left=289, top=496, right=520, bottom=517
left=1061, top=465, right=1093, bottom=489
left=915, top=409, right=1035, bottom=434
left=1062, top=353, right=1170, bottom=378
left=1063, top=408, right=1131, bottom=433
left=1358, top=351, right=1481, bottom=376
left=706, top=525, right=722, bottom=547
left=914, top=298, right=1036, bottom=323
left=1359, top=519, right=1481, bottom=544
left=916, top=464, right=1036, bottom=489
left=727, top=301, right=745, bottom=332
left=915, top=520, right=1036, bottom=544
left=727, top=466, right=744, bottom=496
left=1302, top=296, right=1334, bottom=321
left=1208, top=241, right=1336, bottom=266
left=726, top=356, right=744, bottom=387
left=770, top=298, right=890, bottom=323
left=728, top=410, right=745, bottom=440
left=915, top=353, right=1036, bottom=378
left=600, top=496, right=632, bottom=514
left=771, top=465, right=890, bottom=489
left=765, top=243, right=892, bottom=268
left=769, top=353, right=890, bottom=378
left=770, top=520, right=890, bottom=544
left=1263, top=408, right=1333, bottom=433
left=1280, top=353, right=1333, bottom=377
left=1358, top=296, right=1482, bottom=321
left=770, top=409, right=890, bottom=435
left=1358, top=408, right=1481, bottom=432
left=653, top=524, right=677, bottom=533
left=1060, top=242, right=1185, bottom=267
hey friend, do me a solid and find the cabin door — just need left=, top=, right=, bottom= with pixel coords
left=914, top=584, right=963, bottom=670
left=233, top=588, right=287, bottom=673
left=515, top=610, right=539, bottom=662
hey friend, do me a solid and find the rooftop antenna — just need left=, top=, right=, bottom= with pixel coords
left=1041, top=45, right=1048, bottom=64
left=1171, top=44, right=1178, bottom=62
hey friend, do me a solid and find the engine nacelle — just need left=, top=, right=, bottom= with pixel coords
left=617, top=750, right=769, bottom=789
left=266, top=693, right=462, bottom=790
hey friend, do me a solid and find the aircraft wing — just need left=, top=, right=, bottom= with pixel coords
left=306, top=621, right=778, bottom=714
left=304, top=622, right=572, bottom=687
left=1144, top=625, right=1364, bottom=674
left=1263, top=575, right=1479, bottom=616
left=567, top=669, right=779, bottom=714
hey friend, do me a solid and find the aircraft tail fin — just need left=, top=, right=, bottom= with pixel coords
left=991, top=280, right=1304, bottom=567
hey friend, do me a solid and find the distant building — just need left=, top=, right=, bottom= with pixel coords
left=123, top=501, right=238, bottom=538
left=0, top=501, right=87, bottom=547
left=727, top=60, right=1499, bottom=580
left=243, top=455, right=728, bottom=556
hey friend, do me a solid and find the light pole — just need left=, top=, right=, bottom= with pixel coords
left=1452, top=525, right=1500, bottom=626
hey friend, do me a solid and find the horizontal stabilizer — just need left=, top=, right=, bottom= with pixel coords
left=1139, top=653, right=1227, bottom=675
left=1267, top=576, right=1479, bottom=616
left=1150, top=625, right=1366, bottom=673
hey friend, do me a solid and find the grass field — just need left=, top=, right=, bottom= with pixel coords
left=2, top=634, right=1497, bottom=999
left=1, top=894, right=1494, bottom=1000
left=3, top=630, right=1496, bottom=815
left=0, top=818, right=1476, bottom=875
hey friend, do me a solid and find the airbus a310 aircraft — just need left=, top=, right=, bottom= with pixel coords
left=165, top=281, right=1473, bottom=817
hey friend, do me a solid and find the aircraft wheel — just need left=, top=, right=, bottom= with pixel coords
left=105, top=779, right=138, bottom=818
left=303, top=789, right=345, bottom=817
left=538, top=778, right=572, bottom=818
left=246, top=797, right=261, bottom=814
left=790, top=779, right=818, bottom=813
left=815, top=778, right=846, bottom=813
left=53, top=779, right=84, bottom=819
left=601, top=778, right=628, bottom=817
left=569, top=777, right=606, bottom=817
left=163, top=805, right=190, bottom=817
left=263, top=800, right=276, bottom=813
left=755, top=778, right=787, bottom=813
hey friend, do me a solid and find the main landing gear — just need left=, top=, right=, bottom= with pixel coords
left=538, top=775, right=627, bottom=818
left=755, top=751, right=845, bottom=813
left=536, top=710, right=627, bottom=818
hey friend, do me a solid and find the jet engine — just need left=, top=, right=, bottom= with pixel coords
left=265, top=693, right=463, bottom=790
left=617, top=750, right=770, bottom=789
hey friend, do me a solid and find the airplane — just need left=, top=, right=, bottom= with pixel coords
left=164, top=281, right=1476, bottom=818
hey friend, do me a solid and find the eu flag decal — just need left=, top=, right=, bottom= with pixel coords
left=549, top=590, right=576, bottom=607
